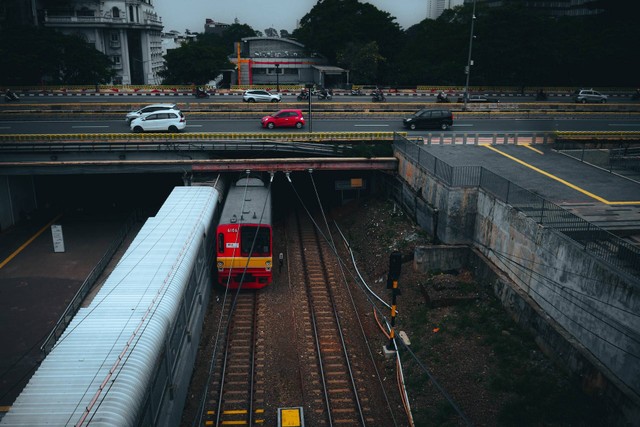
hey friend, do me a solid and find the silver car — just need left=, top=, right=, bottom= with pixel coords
left=573, top=89, right=607, bottom=104
left=125, top=103, right=177, bottom=123
left=242, top=90, right=281, bottom=103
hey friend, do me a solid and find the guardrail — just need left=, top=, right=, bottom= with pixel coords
left=0, top=131, right=404, bottom=143
left=40, top=211, right=139, bottom=356
left=393, top=134, right=640, bottom=277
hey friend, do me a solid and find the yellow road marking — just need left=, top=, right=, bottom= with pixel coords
left=0, top=214, right=63, bottom=270
left=484, top=146, right=640, bottom=205
left=524, top=144, right=544, bottom=155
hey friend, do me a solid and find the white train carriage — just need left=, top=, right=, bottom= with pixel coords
left=1, top=185, right=221, bottom=426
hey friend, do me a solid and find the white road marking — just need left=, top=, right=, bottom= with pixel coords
left=609, top=123, right=640, bottom=126
left=72, top=125, right=110, bottom=128
left=354, top=124, right=389, bottom=127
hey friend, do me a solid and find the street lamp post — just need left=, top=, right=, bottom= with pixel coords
left=463, top=0, right=477, bottom=112
left=275, top=63, right=280, bottom=93
left=305, top=83, right=314, bottom=133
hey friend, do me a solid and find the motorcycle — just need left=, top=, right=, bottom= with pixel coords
left=350, top=88, right=362, bottom=96
left=371, top=91, right=386, bottom=102
left=4, top=90, right=19, bottom=102
left=194, top=88, right=210, bottom=99
left=317, top=89, right=332, bottom=100
left=535, top=90, right=548, bottom=101
left=297, top=90, right=310, bottom=101
left=436, top=92, right=450, bottom=103
left=632, top=90, right=640, bottom=101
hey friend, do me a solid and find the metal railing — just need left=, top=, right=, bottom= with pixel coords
left=394, top=133, right=640, bottom=277
left=40, top=211, right=139, bottom=355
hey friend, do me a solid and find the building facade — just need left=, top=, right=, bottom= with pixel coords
left=465, top=0, right=602, bottom=16
left=427, top=0, right=464, bottom=20
left=42, top=0, right=164, bottom=85
left=229, top=37, right=347, bottom=88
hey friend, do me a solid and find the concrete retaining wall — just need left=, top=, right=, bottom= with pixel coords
left=0, top=175, right=37, bottom=232
left=414, top=245, right=640, bottom=424
left=394, top=149, right=640, bottom=423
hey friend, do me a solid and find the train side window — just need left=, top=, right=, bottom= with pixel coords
left=218, top=233, right=224, bottom=253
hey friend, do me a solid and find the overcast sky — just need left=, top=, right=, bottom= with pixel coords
left=155, top=0, right=428, bottom=34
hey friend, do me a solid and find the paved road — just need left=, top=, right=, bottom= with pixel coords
left=4, top=93, right=639, bottom=105
left=1, top=117, right=639, bottom=135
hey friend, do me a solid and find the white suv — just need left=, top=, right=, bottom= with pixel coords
left=130, top=109, right=186, bottom=133
left=573, top=89, right=607, bottom=104
left=125, top=103, right=177, bottom=123
left=242, top=90, right=281, bottom=103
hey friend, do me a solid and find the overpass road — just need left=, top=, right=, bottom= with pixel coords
left=1, top=117, right=640, bottom=135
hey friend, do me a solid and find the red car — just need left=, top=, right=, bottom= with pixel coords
left=261, top=109, right=305, bottom=129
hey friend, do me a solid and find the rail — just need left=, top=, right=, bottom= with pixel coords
left=393, top=134, right=640, bottom=277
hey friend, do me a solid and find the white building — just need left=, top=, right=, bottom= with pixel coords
left=42, top=0, right=164, bottom=85
left=427, top=0, right=465, bottom=19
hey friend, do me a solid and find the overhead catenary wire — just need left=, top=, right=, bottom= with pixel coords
left=286, top=171, right=470, bottom=426
left=307, top=169, right=393, bottom=426
left=195, top=171, right=273, bottom=427
left=478, top=242, right=640, bottom=353
left=76, top=189, right=217, bottom=426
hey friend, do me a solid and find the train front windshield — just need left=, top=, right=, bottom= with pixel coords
left=240, top=226, right=271, bottom=256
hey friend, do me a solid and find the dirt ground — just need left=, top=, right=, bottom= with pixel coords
left=331, top=196, right=616, bottom=427
left=181, top=195, right=616, bottom=427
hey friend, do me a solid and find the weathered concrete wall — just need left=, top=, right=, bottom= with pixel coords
left=414, top=245, right=640, bottom=424
left=474, top=190, right=640, bottom=401
left=0, top=175, right=37, bottom=232
left=396, top=153, right=477, bottom=244
left=394, top=148, right=640, bottom=423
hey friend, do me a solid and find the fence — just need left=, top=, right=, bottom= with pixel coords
left=393, top=133, right=640, bottom=277
left=40, top=211, right=140, bottom=355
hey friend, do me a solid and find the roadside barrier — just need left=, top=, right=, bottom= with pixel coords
left=0, top=132, right=406, bottom=143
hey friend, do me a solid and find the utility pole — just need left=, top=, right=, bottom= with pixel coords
left=384, top=251, right=402, bottom=357
left=463, top=0, right=477, bottom=112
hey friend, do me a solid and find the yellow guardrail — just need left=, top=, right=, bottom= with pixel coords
left=0, top=132, right=405, bottom=142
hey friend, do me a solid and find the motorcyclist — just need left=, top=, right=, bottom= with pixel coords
left=437, top=92, right=449, bottom=103
left=536, top=88, right=547, bottom=101
left=372, top=88, right=385, bottom=102
left=297, top=88, right=309, bottom=101
left=5, top=89, right=19, bottom=101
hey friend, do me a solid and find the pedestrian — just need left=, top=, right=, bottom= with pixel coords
left=278, top=252, right=284, bottom=273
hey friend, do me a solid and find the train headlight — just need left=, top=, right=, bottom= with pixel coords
left=265, top=261, right=271, bottom=271
left=217, top=261, right=224, bottom=271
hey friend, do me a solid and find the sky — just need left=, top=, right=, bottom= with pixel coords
left=154, top=0, right=428, bottom=34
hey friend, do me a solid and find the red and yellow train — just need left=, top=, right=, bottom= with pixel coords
left=216, top=176, right=272, bottom=289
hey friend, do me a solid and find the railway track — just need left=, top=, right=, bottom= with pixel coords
left=206, top=291, right=266, bottom=426
left=292, top=209, right=374, bottom=426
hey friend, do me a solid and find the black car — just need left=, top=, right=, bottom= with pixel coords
left=402, top=109, right=453, bottom=130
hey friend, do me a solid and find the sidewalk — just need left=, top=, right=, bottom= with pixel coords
left=0, top=212, right=128, bottom=409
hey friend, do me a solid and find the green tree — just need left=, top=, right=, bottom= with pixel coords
left=0, top=26, right=114, bottom=85
left=336, top=41, right=384, bottom=84
left=158, top=41, right=232, bottom=85
left=292, top=0, right=403, bottom=84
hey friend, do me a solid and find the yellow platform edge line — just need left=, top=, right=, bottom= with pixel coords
left=484, top=145, right=640, bottom=206
left=524, top=144, right=545, bottom=155
left=0, top=213, right=63, bottom=270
